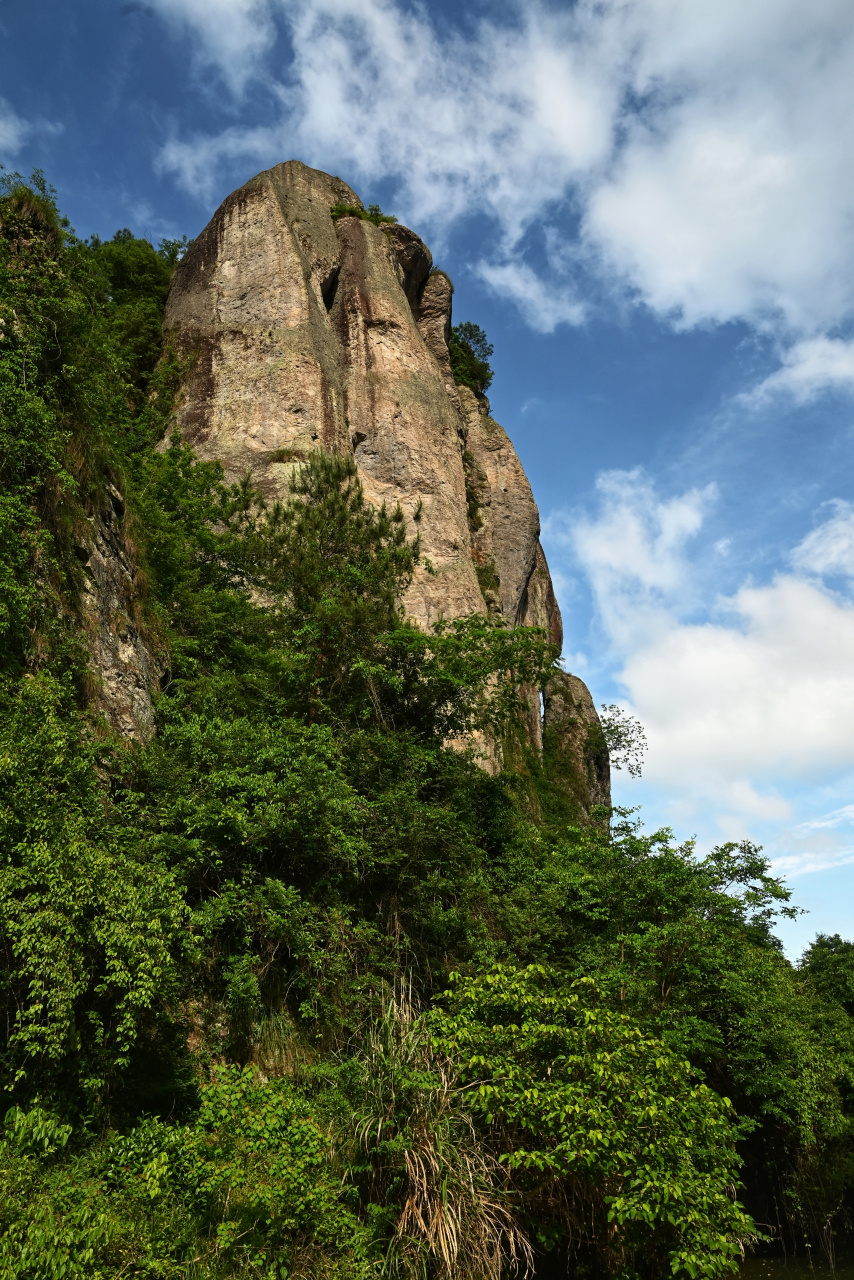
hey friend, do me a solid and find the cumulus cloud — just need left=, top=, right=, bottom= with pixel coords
left=545, top=470, right=716, bottom=648
left=622, top=575, right=854, bottom=788
left=547, top=471, right=854, bottom=857
left=584, top=0, right=854, bottom=334
left=150, top=0, right=854, bottom=374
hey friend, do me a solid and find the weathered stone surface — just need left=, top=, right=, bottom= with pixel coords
left=384, top=223, right=432, bottom=308
left=328, top=213, right=482, bottom=627
left=460, top=385, right=547, bottom=626
left=413, top=271, right=451, bottom=360
left=458, top=384, right=564, bottom=753
left=163, top=161, right=355, bottom=490
left=78, top=485, right=160, bottom=741
left=519, top=542, right=563, bottom=650
left=543, top=671, right=611, bottom=816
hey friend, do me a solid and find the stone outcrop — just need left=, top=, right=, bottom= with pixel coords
left=77, top=484, right=161, bottom=741
left=459, top=386, right=560, bottom=638
left=101, top=157, right=610, bottom=799
left=543, top=672, right=611, bottom=817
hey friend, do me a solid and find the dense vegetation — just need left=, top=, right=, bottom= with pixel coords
left=1, top=173, right=853, bottom=1278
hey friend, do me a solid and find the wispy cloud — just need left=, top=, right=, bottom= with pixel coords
left=773, top=804, right=854, bottom=877
left=791, top=502, right=854, bottom=577
left=797, top=804, right=854, bottom=833
left=144, top=0, right=275, bottom=95
left=0, top=97, right=32, bottom=159
left=475, top=261, right=585, bottom=332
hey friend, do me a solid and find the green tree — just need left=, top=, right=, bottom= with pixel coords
left=91, top=229, right=173, bottom=406
left=0, top=175, right=182, bottom=679
left=433, top=965, right=755, bottom=1278
left=489, top=811, right=854, bottom=1255
left=0, top=675, right=185, bottom=1113
left=801, top=933, right=854, bottom=1015
left=449, top=321, right=494, bottom=395
left=3, top=172, right=854, bottom=1274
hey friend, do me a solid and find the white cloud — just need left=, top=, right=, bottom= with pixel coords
left=545, top=470, right=716, bottom=648
left=774, top=805, right=854, bottom=876
left=0, top=98, right=31, bottom=158
left=798, top=804, right=854, bottom=833
left=475, top=261, right=585, bottom=332
left=157, top=122, right=276, bottom=199
left=146, top=0, right=275, bottom=94
left=157, top=0, right=619, bottom=224
left=584, top=0, right=854, bottom=333
left=791, top=502, right=854, bottom=577
left=151, top=0, right=854, bottom=378
left=746, top=337, right=854, bottom=404
left=624, top=576, right=854, bottom=788
left=549, top=471, right=854, bottom=856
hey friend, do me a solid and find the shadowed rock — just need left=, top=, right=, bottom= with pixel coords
left=542, top=671, right=611, bottom=817
left=79, top=484, right=162, bottom=741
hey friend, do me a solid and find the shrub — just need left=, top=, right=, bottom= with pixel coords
left=344, top=989, right=531, bottom=1279
left=330, top=202, right=398, bottom=226
left=188, top=1066, right=371, bottom=1273
left=0, top=675, right=185, bottom=1111
left=427, top=266, right=455, bottom=291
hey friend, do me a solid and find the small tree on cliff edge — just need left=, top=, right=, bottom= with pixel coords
left=450, top=321, right=494, bottom=395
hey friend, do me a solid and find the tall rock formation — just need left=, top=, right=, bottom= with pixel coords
left=159, top=159, right=608, bottom=804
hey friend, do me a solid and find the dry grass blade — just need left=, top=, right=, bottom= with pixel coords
left=348, top=982, right=532, bottom=1280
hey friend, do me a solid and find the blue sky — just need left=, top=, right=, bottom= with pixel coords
left=4, top=0, right=854, bottom=953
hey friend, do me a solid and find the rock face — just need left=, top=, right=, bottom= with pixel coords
left=156, top=159, right=608, bottom=800
left=542, top=672, right=611, bottom=817
left=78, top=485, right=160, bottom=741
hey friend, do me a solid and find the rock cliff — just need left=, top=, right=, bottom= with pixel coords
left=155, top=159, right=607, bottom=802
